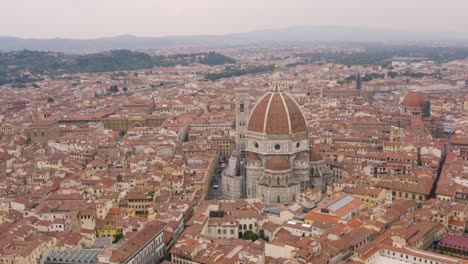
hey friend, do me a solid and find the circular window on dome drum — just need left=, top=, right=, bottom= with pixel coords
left=296, top=142, right=300, bottom=148
left=254, top=142, right=259, bottom=148
left=274, top=144, right=281, bottom=150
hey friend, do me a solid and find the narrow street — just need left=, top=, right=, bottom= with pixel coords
left=207, top=162, right=223, bottom=200
left=429, top=141, right=449, bottom=198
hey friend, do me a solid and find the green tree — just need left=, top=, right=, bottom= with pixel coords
left=110, top=84, right=119, bottom=93
left=423, top=100, right=431, bottom=117
left=388, top=71, right=398, bottom=78
left=362, top=75, right=373, bottom=82
left=113, top=233, right=124, bottom=243
left=356, top=73, right=362, bottom=90
left=259, top=229, right=265, bottom=237
left=242, top=231, right=259, bottom=242
left=259, top=229, right=269, bottom=242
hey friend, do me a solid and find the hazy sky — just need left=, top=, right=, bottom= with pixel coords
left=2, top=0, right=468, bottom=39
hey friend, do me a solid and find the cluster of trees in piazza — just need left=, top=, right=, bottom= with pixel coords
left=0, top=50, right=235, bottom=86
left=241, top=229, right=270, bottom=242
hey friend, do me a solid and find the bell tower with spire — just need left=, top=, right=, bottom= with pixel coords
left=235, top=87, right=250, bottom=150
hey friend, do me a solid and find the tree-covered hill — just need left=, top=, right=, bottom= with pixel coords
left=199, top=52, right=236, bottom=65
left=0, top=50, right=235, bottom=86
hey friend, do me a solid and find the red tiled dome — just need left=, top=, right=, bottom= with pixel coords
left=266, top=156, right=290, bottom=171
left=247, top=92, right=307, bottom=134
left=310, top=148, right=323, bottom=162
left=401, top=92, right=426, bottom=108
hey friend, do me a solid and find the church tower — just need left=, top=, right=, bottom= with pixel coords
left=235, top=87, right=250, bottom=150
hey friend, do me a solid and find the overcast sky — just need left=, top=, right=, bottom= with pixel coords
left=1, top=0, right=468, bottom=39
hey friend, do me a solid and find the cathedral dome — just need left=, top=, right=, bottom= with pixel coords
left=401, top=92, right=425, bottom=108
left=247, top=92, right=307, bottom=135
left=310, top=148, right=323, bottom=162
left=266, top=156, right=290, bottom=171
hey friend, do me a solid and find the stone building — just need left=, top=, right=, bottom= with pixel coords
left=29, top=120, right=60, bottom=144
left=98, top=221, right=166, bottom=264
left=223, top=75, right=332, bottom=204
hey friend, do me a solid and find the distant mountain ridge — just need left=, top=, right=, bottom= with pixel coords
left=0, top=26, right=464, bottom=52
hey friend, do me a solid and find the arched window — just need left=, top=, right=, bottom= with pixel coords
left=239, top=224, right=242, bottom=230
left=243, top=224, right=247, bottom=230
left=249, top=224, right=253, bottom=230
left=277, top=178, right=280, bottom=185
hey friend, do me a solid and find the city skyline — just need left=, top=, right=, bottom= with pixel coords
left=1, top=1, right=468, bottom=263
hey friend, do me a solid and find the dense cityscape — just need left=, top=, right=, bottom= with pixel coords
left=1, top=2, right=468, bottom=264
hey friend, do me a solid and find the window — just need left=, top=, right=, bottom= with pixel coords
left=296, top=142, right=300, bottom=148
left=254, top=142, right=259, bottom=148
left=277, top=196, right=280, bottom=203
left=240, top=103, right=244, bottom=113
left=274, top=144, right=280, bottom=150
